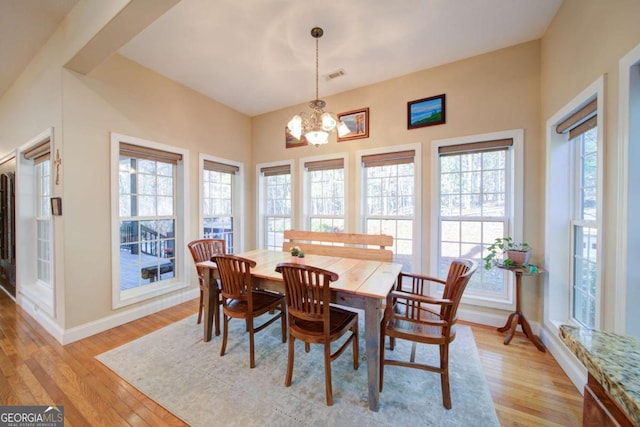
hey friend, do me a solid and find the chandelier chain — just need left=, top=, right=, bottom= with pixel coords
left=315, top=35, right=319, bottom=101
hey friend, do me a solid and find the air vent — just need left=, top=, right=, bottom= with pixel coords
left=324, top=69, right=345, bottom=81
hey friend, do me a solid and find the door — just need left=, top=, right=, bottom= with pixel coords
left=0, top=157, right=17, bottom=297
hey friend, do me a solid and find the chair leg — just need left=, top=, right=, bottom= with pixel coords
left=197, top=289, right=203, bottom=324
left=352, top=324, right=359, bottom=370
left=410, top=342, right=417, bottom=363
left=285, top=334, right=295, bottom=387
left=305, top=342, right=311, bottom=353
left=214, top=300, right=221, bottom=337
left=440, top=344, right=451, bottom=409
left=249, top=317, right=255, bottom=368
left=220, top=314, right=229, bottom=357
left=280, top=303, right=287, bottom=343
left=324, top=343, right=333, bottom=406
left=379, top=333, right=385, bottom=392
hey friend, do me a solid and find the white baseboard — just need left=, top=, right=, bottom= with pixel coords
left=18, top=295, right=65, bottom=343
left=540, top=323, right=587, bottom=395
left=458, top=306, right=542, bottom=334
left=19, top=288, right=199, bottom=345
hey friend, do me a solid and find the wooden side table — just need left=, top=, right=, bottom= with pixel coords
left=497, top=265, right=546, bottom=352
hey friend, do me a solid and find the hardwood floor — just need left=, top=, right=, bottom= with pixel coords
left=0, top=290, right=582, bottom=426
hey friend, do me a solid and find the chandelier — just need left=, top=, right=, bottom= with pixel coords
left=287, top=27, right=349, bottom=146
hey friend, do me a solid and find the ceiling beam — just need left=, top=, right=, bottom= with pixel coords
left=65, top=0, right=180, bottom=74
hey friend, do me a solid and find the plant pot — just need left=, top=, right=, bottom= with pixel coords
left=506, top=250, right=531, bottom=266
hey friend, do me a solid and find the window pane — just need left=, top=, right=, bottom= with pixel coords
left=307, top=166, right=344, bottom=232
left=571, top=125, right=598, bottom=328
left=35, top=161, right=52, bottom=287
left=573, top=225, right=597, bottom=328
left=118, top=154, right=177, bottom=291
left=364, top=160, right=415, bottom=270
left=263, top=170, right=291, bottom=251
left=438, top=148, right=509, bottom=299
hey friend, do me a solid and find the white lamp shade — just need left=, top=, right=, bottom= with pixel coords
left=287, top=115, right=303, bottom=139
left=321, top=113, right=337, bottom=131
left=337, top=121, right=350, bottom=138
left=305, top=130, right=329, bottom=146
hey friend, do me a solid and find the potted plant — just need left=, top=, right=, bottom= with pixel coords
left=290, top=246, right=305, bottom=263
left=483, top=237, right=531, bottom=270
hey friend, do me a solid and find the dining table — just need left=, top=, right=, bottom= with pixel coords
left=196, top=248, right=403, bottom=412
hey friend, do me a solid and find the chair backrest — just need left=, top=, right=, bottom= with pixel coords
left=396, top=258, right=477, bottom=325
left=188, top=239, right=226, bottom=281
left=275, top=263, right=339, bottom=328
left=440, top=259, right=477, bottom=322
left=212, top=254, right=256, bottom=301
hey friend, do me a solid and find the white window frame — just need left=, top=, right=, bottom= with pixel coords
left=356, top=143, right=422, bottom=272
left=616, top=42, right=640, bottom=335
left=16, top=127, right=55, bottom=317
left=110, top=133, right=189, bottom=309
left=256, top=160, right=294, bottom=250
left=431, top=130, right=524, bottom=311
left=199, top=154, right=244, bottom=254
left=299, top=153, right=348, bottom=232
left=544, top=76, right=605, bottom=332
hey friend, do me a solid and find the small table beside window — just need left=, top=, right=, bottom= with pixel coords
left=497, top=264, right=546, bottom=352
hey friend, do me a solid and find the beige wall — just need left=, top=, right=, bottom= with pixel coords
left=61, top=54, right=251, bottom=328
left=541, top=0, right=640, bottom=330
left=252, top=40, right=542, bottom=320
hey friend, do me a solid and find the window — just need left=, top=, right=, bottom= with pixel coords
left=545, top=78, right=604, bottom=338
left=35, top=160, right=52, bottom=286
left=258, top=163, right=292, bottom=251
left=17, top=128, right=55, bottom=316
left=202, top=157, right=241, bottom=253
left=303, top=157, right=345, bottom=232
left=558, top=100, right=600, bottom=328
left=433, top=131, right=523, bottom=309
left=111, top=134, right=188, bottom=308
left=360, top=147, right=420, bottom=271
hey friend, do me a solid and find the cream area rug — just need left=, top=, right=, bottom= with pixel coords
left=97, top=314, right=499, bottom=426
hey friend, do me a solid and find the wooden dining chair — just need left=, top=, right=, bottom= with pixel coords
left=212, top=254, right=286, bottom=368
left=380, top=259, right=477, bottom=409
left=187, top=239, right=226, bottom=331
left=275, top=262, right=359, bottom=406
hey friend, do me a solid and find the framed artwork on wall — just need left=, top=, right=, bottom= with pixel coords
left=285, top=126, right=309, bottom=148
left=50, top=197, right=62, bottom=215
left=408, top=94, right=446, bottom=129
left=337, top=107, right=369, bottom=141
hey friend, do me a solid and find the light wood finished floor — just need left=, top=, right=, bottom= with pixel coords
left=0, top=291, right=582, bottom=426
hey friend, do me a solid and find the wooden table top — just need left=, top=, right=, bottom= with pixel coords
left=197, top=249, right=402, bottom=299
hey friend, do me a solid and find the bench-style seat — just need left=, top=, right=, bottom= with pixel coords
left=141, top=261, right=174, bottom=282
left=282, top=230, right=393, bottom=262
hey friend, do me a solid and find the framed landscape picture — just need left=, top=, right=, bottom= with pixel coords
left=285, top=126, right=308, bottom=148
left=407, top=94, right=446, bottom=129
left=337, top=107, right=369, bottom=141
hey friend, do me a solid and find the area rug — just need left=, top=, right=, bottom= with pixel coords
left=97, top=314, right=498, bottom=426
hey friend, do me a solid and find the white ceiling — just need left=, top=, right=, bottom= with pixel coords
left=0, top=0, right=79, bottom=97
left=1, top=0, right=563, bottom=117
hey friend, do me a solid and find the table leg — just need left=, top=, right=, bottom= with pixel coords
left=203, top=269, right=215, bottom=342
left=364, top=297, right=381, bottom=412
left=519, top=312, right=546, bottom=352
left=503, top=312, right=520, bottom=345
left=497, top=312, right=516, bottom=333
